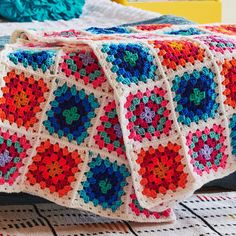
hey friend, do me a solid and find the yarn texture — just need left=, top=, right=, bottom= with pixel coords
left=0, top=24, right=236, bottom=223
left=0, top=0, right=85, bottom=22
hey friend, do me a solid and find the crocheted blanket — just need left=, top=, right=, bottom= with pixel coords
left=0, top=23, right=236, bottom=223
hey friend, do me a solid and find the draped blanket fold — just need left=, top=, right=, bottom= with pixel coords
left=0, top=23, right=236, bottom=223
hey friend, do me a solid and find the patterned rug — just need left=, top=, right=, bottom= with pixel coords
left=0, top=192, right=235, bottom=236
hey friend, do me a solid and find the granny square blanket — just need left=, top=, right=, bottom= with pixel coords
left=0, top=23, right=236, bottom=223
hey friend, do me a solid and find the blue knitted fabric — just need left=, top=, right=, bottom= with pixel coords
left=0, top=0, right=85, bottom=22
left=121, top=15, right=194, bottom=27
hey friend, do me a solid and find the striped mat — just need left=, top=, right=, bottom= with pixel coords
left=0, top=192, right=235, bottom=236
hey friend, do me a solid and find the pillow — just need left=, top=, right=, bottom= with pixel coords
left=0, top=0, right=85, bottom=22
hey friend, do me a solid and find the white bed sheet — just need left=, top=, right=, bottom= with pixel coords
left=0, top=0, right=159, bottom=36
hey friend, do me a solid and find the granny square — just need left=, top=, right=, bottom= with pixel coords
left=221, top=58, right=236, bottom=110
left=136, top=141, right=189, bottom=199
left=186, top=123, right=228, bottom=176
left=59, top=49, right=107, bottom=90
left=0, top=128, right=32, bottom=186
left=79, top=152, right=130, bottom=212
left=134, top=24, right=172, bottom=32
left=129, top=192, right=171, bottom=219
left=43, top=80, right=101, bottom=145
left=44, top=29, right=82, bottom=38
left=202, top=25, right=236, bottom=36
left=124, top=83, right=174, bottom=142
left=86, top=26, right=133, bottom=35
left=163, top=27, right=207, bottom=36
left=100, top=42, right=158, bottom=86
left=171, top=66, right=220, bottom=126
left=150, top=39, right=206, bottom=74
left=196, top=35, right=236, bottom=55
left=0, top=69, right=50, bottom=131
left=7, top=49, right=57, bottom=74
left=93, top=99, right=126, bottom=157
left=26, top=139, right=83, bottom=197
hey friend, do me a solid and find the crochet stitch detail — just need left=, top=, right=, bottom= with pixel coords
left=43, top=81, right=100, bottom=145
left=8, top=50, right=56, bottom=74
left=101, top=43, right=158, bottom=85
left=172, top=67, right=219, bottom=126
left=0, top=70, right=49, bottom=131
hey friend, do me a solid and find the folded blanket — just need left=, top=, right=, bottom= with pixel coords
left=0, top=23, right=236, bottom=223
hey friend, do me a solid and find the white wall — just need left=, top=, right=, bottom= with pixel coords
left=222, top=0, right=236, bottom=23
